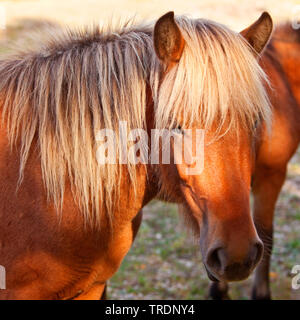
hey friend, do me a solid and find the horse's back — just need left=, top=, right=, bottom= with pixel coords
left=256, top=39, right=300, bottom=170
left=271, top=25, right=300, bottom=109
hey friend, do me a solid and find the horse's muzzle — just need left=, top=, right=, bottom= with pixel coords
left=204, top=240, right=263, bottom=282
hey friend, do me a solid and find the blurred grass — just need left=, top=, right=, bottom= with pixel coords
left=0, top=0, right=299, bottom=31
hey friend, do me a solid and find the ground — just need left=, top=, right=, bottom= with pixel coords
left=0, top=0, right=299, bottom=300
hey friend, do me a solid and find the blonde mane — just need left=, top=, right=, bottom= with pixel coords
left=0, top=16, right=271, bottom=225
left=155, top=17, right=271, bottom=133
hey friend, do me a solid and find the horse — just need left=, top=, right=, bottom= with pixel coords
left=209, top=22, right=300, bottom=300
left=0, top=11, right=273, bottom=299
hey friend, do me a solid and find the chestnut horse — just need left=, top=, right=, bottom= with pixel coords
left=209, top=22, right=300, bottom=300
left=0, top=12, right=272, bottom=299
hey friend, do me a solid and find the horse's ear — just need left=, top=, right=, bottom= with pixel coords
left=240, top=12, right=273, bottom=55
left=154, top=11, right=185, bottom=68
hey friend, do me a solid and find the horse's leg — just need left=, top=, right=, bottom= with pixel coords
left=251, top=166, right=287, bottom=300
left=209, top=281, right=230, bottom=300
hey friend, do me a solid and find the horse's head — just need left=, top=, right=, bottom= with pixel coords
left=153, top=12, right=273, bottom=282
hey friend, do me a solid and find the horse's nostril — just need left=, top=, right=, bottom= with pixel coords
left=206, top=247, right=224, bottom=274
left=252, top=241, right=264, bottom=267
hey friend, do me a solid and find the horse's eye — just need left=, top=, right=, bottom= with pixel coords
left=254, top=120, right=258, bottom=130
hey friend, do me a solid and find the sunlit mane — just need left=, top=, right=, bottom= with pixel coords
left=0, top=15, right=271, bottom=225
